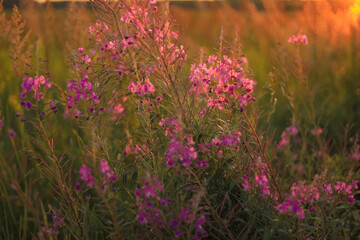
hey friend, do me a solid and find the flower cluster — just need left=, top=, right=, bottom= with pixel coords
left=279, top=126, right=299, bottom=148
left=128, top=77, right=155, bottom=96
left=118, top=0, right=187, bottom=68
left=20, top=75, right=52, bottom=109
left=210, top=130, right=242, bottom=149
left=135, top=175, right=166, bottom=226
left=88, top=21, right=109, bottom=38
left=288, top=33, right=308, bottom=45
left=311, top=127, right=323, bottom=135
left=166, top=136, right=200, bottom=169
left=277, top=181, right=322, bottom=219
left=99, top=160, right=118, bottom=187
left=159, top=117, right=210, bottom=170
left=334, top=180, right=358, bottom=203
left=189, top=55, right=256, bottom=111
left=78, top=161, right=117, bottom=189
left=242, top=171, right=271, bottom=199
left=66, top=74, right=100, bottom=117
left=277, top=179, right=358, bottom=219
left=134, top=174, right=208, bottom=239
left=159, top=117, right=182, bottom=138
left=176, top=208, right=208, bottom=239
left=37, top=212, right=64, bottom=240
left=124, top=143, right=149, bottom=156
left=277, top=199, right=306, bottom=219
left=79, top=164, right=96, bottom=188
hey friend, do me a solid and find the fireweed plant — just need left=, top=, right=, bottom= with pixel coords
left=0, top=0, right=359, bottom=239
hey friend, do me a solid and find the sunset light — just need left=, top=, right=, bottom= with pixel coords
left=350, top=0, right=360, bottom=19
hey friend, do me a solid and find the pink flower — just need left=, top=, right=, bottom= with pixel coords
left=79, top=164, right=95, bottom=187
left=242, top=175, right=251, bottom=191
left=199, top=108, right=206, bottom=117
left=311, top=127, right=323, bottom=135
left=288, top=34, right=308, bottom=45
left=352, top=180, right=359, bottom=189
left=99, top=160, right=110, bottom=174
left=288, top=126, right=298, bottom=136
left=348, top=195, right=355, bottom=204
left=113, top=104, right=124, bottom=115
left=82, top=55, right=91, bottom=63
left=178, top=207, right=194, bottom=222
left=351, top=152, right=360, bottom=161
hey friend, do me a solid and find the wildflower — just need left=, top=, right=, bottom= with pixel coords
left=178, top=207, right=194, bottom=223
left=160, top=198, right=171, bottom=206
left=189, top=54, right=256, bottom=111
left=113, top=103, right=124, bottom=115
left=66, top=74, right=100, bottom=116
left=324, top=184, right=333, bottom=194
left=156, top=96, right=162, bottom=103
left=99, top=160, right=110, bottom=174
left=79, top=164, right=95, bottom=187
left=311, top=127, right=323, bottom=135
left=199, top=108, right=206, bottom=117
left=254, top=171, right=271, bottom=199
left=171, top=220, right=178, bottom=227
left=276, top=199, right=305, bottom=219
left=81, top=55, right=91, bottom=63
left=352, top=180, right=359, bottom=189
left=128, top=78, right=155, bottom=96
left=348, top=195, right=355, bottom=204
left=75, top=183, right=82, bottom=191
left=8, top=129, right=16, bottom=139
left=288, top=34, right=308, bottom=45
left=288, top=126, right=298, bottom=136
left=20, top=76, right=52, bottom=106
left=242, top=175, right=251, bottom=191
left=52, top=212, right=64, bottom=228
left=279, top=126, right=299, bottom=148
left=351, top=152, right=360, bottom=161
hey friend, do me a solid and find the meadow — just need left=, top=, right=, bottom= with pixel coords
left=0, top=0, right=359, bottom=239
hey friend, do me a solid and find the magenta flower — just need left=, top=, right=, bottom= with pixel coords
left=171, top=220, right=178, bottom=227
left=178, top=207, right=194, bottom=223
left=99, top=160, right=110, bottom=174
left=199, top=108, right=206, bottom=117
left=20, top=75, right=52, bottom=109
left=348, top=195, right=355, bottom=204
left=8, top=129, right=16, bottom=139
left=79, top=164, right=95, bottom=187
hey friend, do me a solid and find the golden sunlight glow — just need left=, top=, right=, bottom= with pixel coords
left=350, top=0, right=360, bottom=20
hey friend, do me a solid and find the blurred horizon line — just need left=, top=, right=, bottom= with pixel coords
left=34, top=0, right=226, bottom=3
